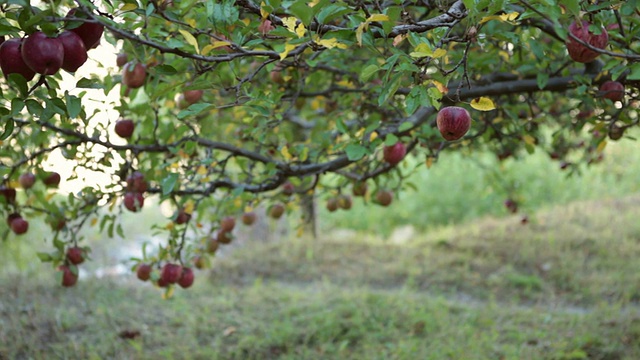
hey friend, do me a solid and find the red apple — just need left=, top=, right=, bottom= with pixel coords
left=122, top=62, right=146, bottom=88
left=183, top=89, right=203, bottom=104
left=175, top=208, right=191, bottom=225
left=241, top=211, right=256, bottom=226
left=58, top=31, right=88, bottom=72
left=599, top=81, right=624, bottom=101
left=220, top=216, right=236, bottom=232
left=157, top=277, right=169, bottom=288
left=269, top=203, right=285, bottom=219
left=375, top=190, right=393, bottom=207
left=7, top=213, right=21, bottom=227
left=352, top=182, right=368, bottom=197
left=66, top=247, right=85, bottom=265
left=0, top=187, right=16, bottom=204
left=58, top=265, right=78, bottom=287
left=0, top=38, right=36, bottom=81
left=281, top=181, right=295, bottom=196
left=10, top=216, right=28, bottom=235
left=383, top=142, right=407, bottom=166
left=326, top=197, right=338, bottom=212
left=436, top=106, right=472, bottom=141
left=178, top=267, right=195, bottom=288
left=19, top=172, right=36, bottom=189
left=115, top=119, right=134, bottom=138
left=123, top=192, right=144, bottom=212
left=566, top=20, right=608, bottom=63
left=126, top=171, right=147, bottom=193
left=161, top=263, right=182, bottom=284
left=217, top=230, right=232, bottom=244
left=504, top=199, right=518, bottom=214
left=116, top=53, right=128, bottom=67
left=43, top=172, right=61, bottom=187
left=67, top=8, right=104, bottom=49
left=136, top=263, right=152, bottom=281
left=21, top=31, right=64, bottom=75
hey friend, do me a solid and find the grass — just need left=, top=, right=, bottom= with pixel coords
left=2, top=194, right=640, bottom=359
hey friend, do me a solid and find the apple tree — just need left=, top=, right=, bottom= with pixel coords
left=0, top=0, right=638, bottom=290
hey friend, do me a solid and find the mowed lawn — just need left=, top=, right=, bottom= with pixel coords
left=2, top=195, right=640, bottom=360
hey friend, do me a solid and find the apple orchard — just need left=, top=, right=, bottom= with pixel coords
left=0, top=1, right=639, bottom=290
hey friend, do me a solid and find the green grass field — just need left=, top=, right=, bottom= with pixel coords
left=2, top=135, right=640, bottom=359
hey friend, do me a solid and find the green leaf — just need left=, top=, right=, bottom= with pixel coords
left=177, top=103, right=212, bottom=119
left=36, top=252, right=53, bottom=262
left=76, top=78, right=104, bottom=89
left=7, top=73, right=28, bottom=97
left=65, top=92, right=82, bottom=119
left=316, top=3, right=350, bottom=24
left=537, top=73, right=549, bottom=89
left=161, top=173, right=179, bottom=195
left=289, top=0, right=313, bottom=26
left=210, top=1, right=239, bottom=25
left=360, top=64, right=379, bottom=82
left=627, top=63, right=640, bottom=80
left=345, top=143, right=368, bottom=161
left=154, top=64, right=178, bottom=75
left=377, top=75, right=402, bottom=107
left=0, top=118, right=14, bottom=140
left=10, top=98, right=24, bottom=116
left=384, top=134, right=398, bottom=146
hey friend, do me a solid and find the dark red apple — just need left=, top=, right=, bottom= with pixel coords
left=19, top=172, right=36, bottom=189
left=161, top=263, right=182, bottom=284
left=436, top=106, right=472, bottom=141
left=58, top=31, right=88, bottom=72
left=599, top=81, right=624, bottom=101
left=58, top=265, right=78, bottom=287
left=220, top=216, right=236, bottom=232
left=43, top=172, right=61, bottom=187
left=67, top=8, right=104, bottom=49
left=383, top=142, right=407, bottom=166
left=326, top=197, right=338, bottom=212
left=178, top=267, right=195, bottom=288
left=281, top=181, right=295, bottom=196
left=352, top=182, right=368, bottom=197
left=207, top=237, right=219, bottom=253
left=0, top=187, right=16, bottom=204
left=566, top=20, right=608, bottom=63
left=609, top=124, right=624, bottom=140
left=217, top=230, right=232, bottom=244
left=10, top=216, right=28, bottom=235
left=337, top=195, right=352, bottom=210
left=116, top=53, right=128, bottom=67
left=66, top=246, right=85, bottom=265
left=504, top=199, right=518, bottom=214
left=157, top=277, right=169, bottom=288
left=115, top=119, right=134, bottom=138
left=375, top=190, right=393, bottom=207
left=269, top=203, right=285, bottom=219
left=136, top=263, right=152, bottom=281
left=123, top=192, right=144, bottom=212
left=175, top=208, right=191, bottom=225
left=7, top=213, right=21, bottom=227
left=241, top=211, right=256, bottom=226
left=21, top=32, right=64, bottom=75
left=183, top=89, right=203, bottom=104
left=122, top=62, right=146, bottom=88
left=0, top=38, right=36, bottom=81
left=126, top=171, right=147, bottom=193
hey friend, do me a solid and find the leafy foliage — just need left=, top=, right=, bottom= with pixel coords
left=0, top=0, right=639, bottom=289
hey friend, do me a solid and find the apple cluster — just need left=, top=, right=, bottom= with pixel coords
left=0, top=8, right=104, bottom=81
left=1, top=172, right=62, bottom=236
left=123, top=171, right=147, bottom=212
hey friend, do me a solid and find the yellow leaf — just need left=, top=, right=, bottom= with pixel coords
left=281, top=145, right=292, bottom=160
left=120, top=3, right=137, bottom=11
left=297, top=227, right=304, bottom=237
left=166, top=222, right=175, bottom=230
left=356, top=22, right=366, bottom=46
left=431, top=80, right=448, bottom=94
left=90, top=218, right=98, bottom=227
left=432, top=48, right=447, bottom=58
left=234, top=197, right=242, bottom=209
left=479, top=12, right=519, bottom=24
left=393, top=34, right=406, bottom=47
left=196, top=165, right=207, bottom=175
left=369, top=131, right=378, bottom=141
left=596, top=140, right=607, bottom=153
left=45, top=193, right=55, bottom=201
left=426, top=156, right=435, bottom=169
left=280, top=43, right=296, bottom=60
left=336, top=79, right=354, bottom=88
left=184, top=200, right=195, bottom=214
left=295, top=23, right=306, bottom=38
left=522, top=134, right=536, bottom=146
left=315, top=37, right=347, bottom=49
left=187, top=18, right=197, bottom=28
left=260, top=1, right=269, bottom=18
left=367, top=14, right=389, bottom=22
left=179, top=29, right=200, bottom=54
left=470, top=97, right=496, bottom=111
left=201, top=44, right=215, bottom=55
left=409, top=43, right=433, bottom=58
left=282, top=17, right=298, bottom=34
